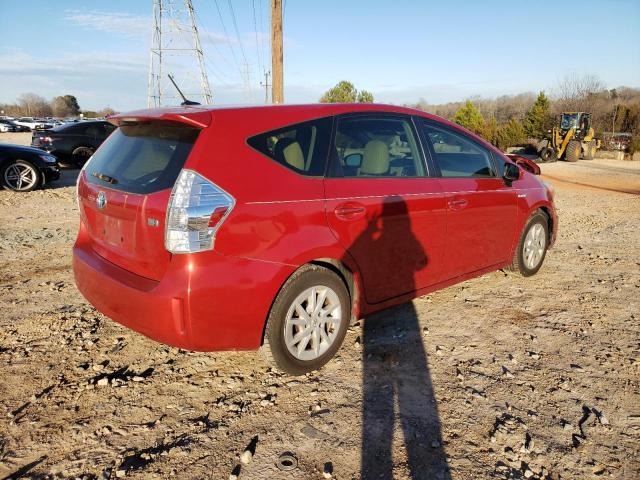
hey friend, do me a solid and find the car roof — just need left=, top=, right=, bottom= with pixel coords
left=109, top=103, right=444, bottom=128
left=108, top=103, right=501, bottom=155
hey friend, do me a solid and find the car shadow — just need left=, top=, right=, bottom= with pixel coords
left=45, top=166, right=80, bottom=189
left=346, top=196, right=450, bottom=479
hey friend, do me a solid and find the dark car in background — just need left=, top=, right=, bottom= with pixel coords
left=0, top=144, right=60, bottom=192
left=32, top=120, right=117, bottom=165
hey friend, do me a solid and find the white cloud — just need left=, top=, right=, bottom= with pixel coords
left=0, top=50, right=147, bottom=77
left=63, top=10, right=150, bottom=38
left=0, top=49, right=148, bottom=110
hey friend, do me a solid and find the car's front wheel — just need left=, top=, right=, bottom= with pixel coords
left=508, top=211, right=549, bottom=277
left=262, top=264, right=350, bottom=375
left=1, top=159, right=42, bottom=192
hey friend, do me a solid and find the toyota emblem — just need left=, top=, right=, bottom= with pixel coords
left=96, top=191, right=107, bottom=209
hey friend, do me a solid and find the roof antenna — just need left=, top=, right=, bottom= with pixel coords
left=167, top=74, right=201, bottom=106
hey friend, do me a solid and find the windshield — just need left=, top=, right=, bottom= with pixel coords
left=560, top=113, right=580, bottom=130
left=85, top=122, right=199, bottom=195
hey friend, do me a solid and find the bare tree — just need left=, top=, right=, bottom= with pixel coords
left=554, top=74, right=606, bottom=113
left=17, top=93, right=52, bottom=117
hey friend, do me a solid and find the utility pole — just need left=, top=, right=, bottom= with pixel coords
left=148, top=0, right=213, bottom=107
left=271, top=0, right=283, bottom=103
left=260, top=71, right=271, bottom=104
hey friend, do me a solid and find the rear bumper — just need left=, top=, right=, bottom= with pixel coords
left=73, top=233, right=294, bottom=351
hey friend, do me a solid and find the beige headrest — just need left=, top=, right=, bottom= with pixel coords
left=361, top=140, right=389, bottom=175
left=283, top=141, right=305, bottom=170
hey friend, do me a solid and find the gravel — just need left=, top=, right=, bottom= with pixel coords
left=0, top=139, right=638, bottom=478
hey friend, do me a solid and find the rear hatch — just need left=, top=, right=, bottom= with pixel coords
left=78, top=120, right=201, bottom=280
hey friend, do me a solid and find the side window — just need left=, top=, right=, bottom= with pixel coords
left=85, top=125, right=99, bottom=137
left=64, top=124, right=84, bottom=134
left=247, top=117, right=332, bottom=176
left=422, top=122, right=496, bottom=178
left=332, top=116, right=425, bottom=178
left=103, top=124, right=117, bottom=135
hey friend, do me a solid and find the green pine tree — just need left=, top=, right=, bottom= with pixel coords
left=319, top=81, right=374, bottom=103
left=496, top=118, right=526, bottom=150
left=453, top=101, right=485, bottom=134
left=523, top=91, right=552, bottom=139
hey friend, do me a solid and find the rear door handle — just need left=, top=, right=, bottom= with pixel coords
left=334, top=202, right=366, bottom=221
left=448, top=198, right=468, bottom=210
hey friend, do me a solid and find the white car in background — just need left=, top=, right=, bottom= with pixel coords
left=14, top=117, right=53, bottom=131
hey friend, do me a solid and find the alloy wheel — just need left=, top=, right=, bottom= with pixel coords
left=4, top=162, right=38, bottom=191
left=284, top=285, right=342, bottom=361
left=523, top=223, right=546, bottom=270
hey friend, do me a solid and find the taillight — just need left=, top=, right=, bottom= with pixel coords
left=41, top=136, right=53, bottom=143
left=165, top=169, right=235, bottom=254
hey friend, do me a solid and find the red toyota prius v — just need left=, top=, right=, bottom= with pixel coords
left=73, top=103, right=557, bottom=375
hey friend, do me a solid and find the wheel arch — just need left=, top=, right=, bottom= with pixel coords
left=536, top=206, right=553, bottom=242
left=258, top=257, right=363, bottom=346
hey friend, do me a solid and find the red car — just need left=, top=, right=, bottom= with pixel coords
left=73, top=104, right=557, bottom=374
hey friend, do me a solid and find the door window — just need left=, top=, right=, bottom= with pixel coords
left=331, top=116, right=426, bottom=178
left=422, top=122, right=496, bottom=178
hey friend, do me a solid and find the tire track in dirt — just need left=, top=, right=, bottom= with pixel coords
left=541, top=174, right=640, bottom=195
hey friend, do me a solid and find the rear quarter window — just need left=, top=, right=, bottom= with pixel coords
left=247, top=117, right=332, bottom=176
left=85, top=122, right=199, bottom=194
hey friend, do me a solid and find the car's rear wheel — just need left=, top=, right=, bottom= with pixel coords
left=508, top=211, right=549, bottom=277
left=262, top=264, right=350, bottom=375
left=72, top=146, right=94, bottom=166
left=1, top=159, right=42, bottom=192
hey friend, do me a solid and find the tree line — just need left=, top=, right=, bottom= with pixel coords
left=0, top=93, right=115, bottom=119
left=320, top=75, right=640, bottom=153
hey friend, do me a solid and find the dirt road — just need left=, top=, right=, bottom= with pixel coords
left=1, top=135, right=638, bottom=479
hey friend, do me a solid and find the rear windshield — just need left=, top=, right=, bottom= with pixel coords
left=85, top=122, right=199, bottom=194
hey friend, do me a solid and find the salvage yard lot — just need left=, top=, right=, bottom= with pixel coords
left=0, top=131, right=639, bottom=479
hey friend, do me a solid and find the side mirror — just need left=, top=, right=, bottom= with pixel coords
left=503, top=162, right=520, bottom=186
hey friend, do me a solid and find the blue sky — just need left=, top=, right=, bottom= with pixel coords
left=0, top=0, right=638, bottom=111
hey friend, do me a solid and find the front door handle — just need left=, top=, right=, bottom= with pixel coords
left=334, top=202, right=366, bottom=221
left=448, top=198, right=468, bottom=210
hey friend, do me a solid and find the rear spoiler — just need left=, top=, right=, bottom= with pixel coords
left=107, top=106, right=212, bottom=129
left=506, top=154, right=541, bottom=175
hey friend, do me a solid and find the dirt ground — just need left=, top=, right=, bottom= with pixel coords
left=1, top=131, right=639, bottom=479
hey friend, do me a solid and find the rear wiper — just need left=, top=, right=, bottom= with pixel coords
left=92, top=171, right=118, bottom=184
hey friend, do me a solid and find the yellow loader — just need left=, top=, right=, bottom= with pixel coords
left=538, top=112, right=600, bottom=162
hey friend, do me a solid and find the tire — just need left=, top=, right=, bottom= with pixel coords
left=262, top=264, right=351, bottom=375
left=507, top=211, right=549, bottom=277
left=1, top=159, right=42, bottom=192
left=566, top=140, right=581, bottom=162
left=71, top=146, right=94, bottom=166
left=538, top=147, right=557, bottom=163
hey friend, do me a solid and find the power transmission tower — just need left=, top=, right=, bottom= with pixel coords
left=147, top=0, right=213, bottom=107
left=271, top=0, right=283, bottom=103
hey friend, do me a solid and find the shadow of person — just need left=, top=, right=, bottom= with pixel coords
left=350, top=196, right=450, bottom=480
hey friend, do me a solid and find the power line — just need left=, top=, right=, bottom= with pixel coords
left=226, top=0, right=248, bottom=66
left=192, top=8, right=235, bottom=71
left=212, top=0, right=242, bottom=73
left=252, top=0, right=264, bottom=75
left=259, top=0, right=269, bottom=74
